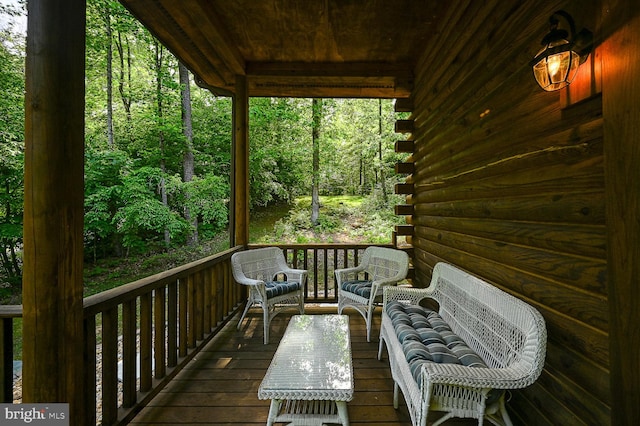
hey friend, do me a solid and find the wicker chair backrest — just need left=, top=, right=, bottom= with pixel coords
left=360, top=246, right=409, bottom=282
left=429, top=263, right=547, bottom=385
left=231, top=247, right=289, bottom=283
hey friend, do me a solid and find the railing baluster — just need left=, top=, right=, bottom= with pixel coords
left=196, top=271, right=205, bottom=342
left=323, top=247, right=329, bottom=300
left=291, top=247, right=298, bottom=269
left=83, top=315, right=97, bottom=425
left=333, top=248, right=339, bottom=300
left=215, top=264, right=224, bottom=324
left=122, top=299, right=137, bottom=407
left=211, top=266, right=219, bottom=325
left=226, top=264, right=234, bottom=318
left=313, top=247, right=319, bottom=299
left=179, top=278, right=188, bottom=358
left=303, top=248, right=309, bottom=299
left=342, top=247, right=348, bottom=269
left=1, top=317, right=12, bottom=403
left=203, top=269, right=212, bottom=333
left=167, top=281, right=178, bottom=367
left=102, top=307, right=119, bottom=425
left=187, top=275, right=196, bottom=349
left=139, top=292, right=152, bottom=391
left=154, top=287, right=166, bottom=379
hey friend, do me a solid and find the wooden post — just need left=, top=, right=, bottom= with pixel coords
left=602, top=2, right=640, bottom=424
left=231, top=75, right=249, bottom=246
left=22, top=0, right=86, bottom=422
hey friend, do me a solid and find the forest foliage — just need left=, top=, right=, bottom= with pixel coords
left=0, top=1, right=406, bottom=296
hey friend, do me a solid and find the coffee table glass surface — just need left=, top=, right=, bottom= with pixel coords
left=259, top=314, right=353, bottom=401
left=258, top=314, right=353, bottom=425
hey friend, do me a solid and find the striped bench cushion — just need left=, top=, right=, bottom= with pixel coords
left=385, top=301, right=488, bottom=384
left=264, top=281, right=301, bottom=299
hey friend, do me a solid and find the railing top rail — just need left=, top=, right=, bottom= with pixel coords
left=0, top=305, right=22, bottom=319
left=2, top=243, right=386, bottom=320
left=83, top=246, right=242, bottom=317
left=249, top=243, right=392, bottom=250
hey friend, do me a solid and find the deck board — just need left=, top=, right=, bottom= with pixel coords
left=129, top=305, right=475, bottom=425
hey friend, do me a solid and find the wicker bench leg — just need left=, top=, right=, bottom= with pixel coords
left=393, top=382, right=400, bottom=409
left=266, top=399, right=281, bottom=426
left=336, top=401, right=349, bottom=425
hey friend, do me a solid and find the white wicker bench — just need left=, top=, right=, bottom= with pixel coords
left=378, top=262, right=547, bottom=426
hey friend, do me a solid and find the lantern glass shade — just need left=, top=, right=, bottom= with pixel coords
left=532, top=39, right=581, bottom=91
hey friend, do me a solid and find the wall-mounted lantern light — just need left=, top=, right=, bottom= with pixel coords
left=530, top=10, right=593, bottom=91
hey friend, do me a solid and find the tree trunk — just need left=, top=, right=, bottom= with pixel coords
left=311, top=98, right=322, bottom=226
left=378, top=99, right=388, bottom=202
left=116, top=29, right=132, bottom=137
left=154, top=40, right=170, bottom=247
left=104, top=3, right=114, bottom=148
left=179, top=62, right=198, bottom=244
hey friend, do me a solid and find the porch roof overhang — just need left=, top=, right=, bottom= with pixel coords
left=117, top=0, right=452, bottom=98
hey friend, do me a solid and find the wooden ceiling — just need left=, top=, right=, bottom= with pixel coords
left=118, top=0, right=453, bottom=98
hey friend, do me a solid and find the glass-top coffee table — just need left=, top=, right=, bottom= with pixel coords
left=258, top=314, right=353, bottom=425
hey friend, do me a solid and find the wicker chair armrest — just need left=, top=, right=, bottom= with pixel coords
left=334, top=265, right=366, bottom=283
left=382, top=285, right=434, bottom=306
left=421, top=362, right=540, bottom=390
left=335, top=265, right=366, bottom=275
left=373, top=276, right=404, bottom=287
left=234, top=276, right=265, bottom=287
left=276, top=268, right=307, bottom=282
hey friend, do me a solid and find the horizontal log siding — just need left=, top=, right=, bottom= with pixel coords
left=409, top=1, right=607, bottom=424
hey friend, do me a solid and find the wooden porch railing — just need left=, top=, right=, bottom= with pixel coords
left=1, top=243, right=385, bottom=424
left=82, top=246, right=243, bottom=425
left=250, top=243, right=391, bottom=302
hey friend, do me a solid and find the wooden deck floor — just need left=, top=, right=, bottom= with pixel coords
left=129, top=305, right=476, bottom=425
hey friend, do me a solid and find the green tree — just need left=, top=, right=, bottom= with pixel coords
left=113, top=166, right=190, bottom=255
left=179, top=62, right=197, bottom=244
left=321, top=99, right=402, bottom=197
left=84, top=148, right=131, bottom=259
left=311, top=98, right=322, bottom=225
left=249, top=98, right=310, bottom=208
left=0, top=2, right=25, bottom=290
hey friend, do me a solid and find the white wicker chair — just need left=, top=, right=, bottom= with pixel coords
left=231, top=247, right=307, bottom=344
left=335, top=246, right=409, bottom=342
left=378, top=263, right=547, bottom=426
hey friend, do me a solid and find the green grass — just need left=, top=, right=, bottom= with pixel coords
left=295, top=195, right=365, bottom=209
left=253, top=194, right=403, bottom=245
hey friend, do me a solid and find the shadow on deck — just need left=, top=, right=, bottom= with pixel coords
left=129, top=305, right=476, bottom=425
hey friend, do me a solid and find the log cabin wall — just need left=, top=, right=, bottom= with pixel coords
left=406, top=0, right=610, bottom=424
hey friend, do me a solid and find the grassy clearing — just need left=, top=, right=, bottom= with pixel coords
left=254, top=194, right=403, bottom=244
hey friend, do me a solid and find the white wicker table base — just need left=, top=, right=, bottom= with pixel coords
left=266, top=399, right=348, bottom=426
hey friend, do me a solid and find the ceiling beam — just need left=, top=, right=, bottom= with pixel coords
left=246, top=61, right=413, bottom=98
left=247, top=61, right=411, bottom=78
